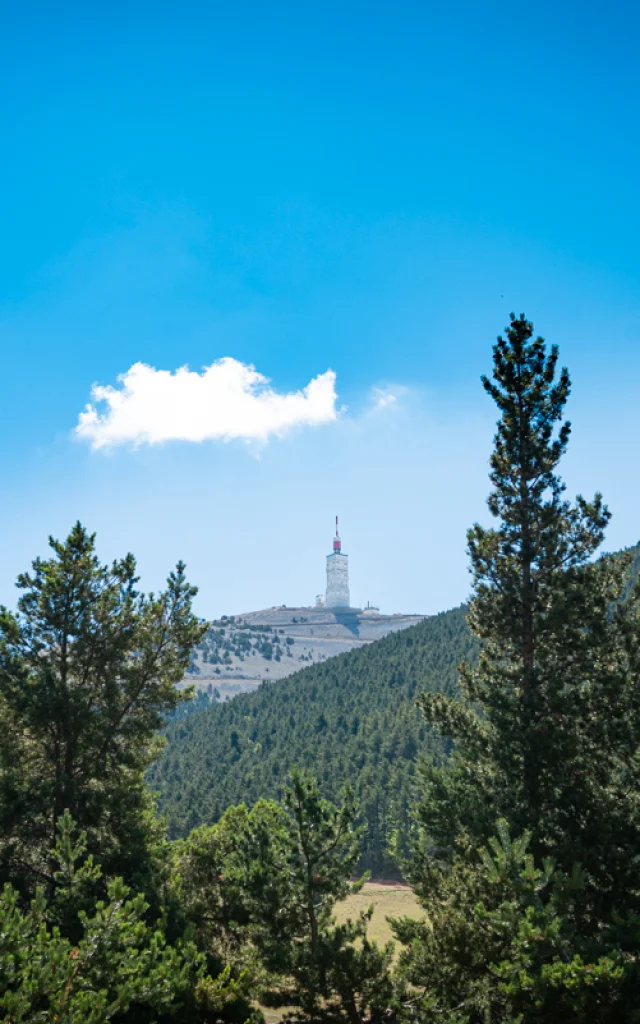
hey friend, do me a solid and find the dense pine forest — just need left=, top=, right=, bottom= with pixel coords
left=151, top=543, right=640, bottom=873
left=3, top=317, right=640, bottom=1021
left=150, top=606, right=478, bottom=871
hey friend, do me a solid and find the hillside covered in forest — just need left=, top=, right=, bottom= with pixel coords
left=150, top=603, right=478, bottom=871
left=151, top=542, right=640, bottom=872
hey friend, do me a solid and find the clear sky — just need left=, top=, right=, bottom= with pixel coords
left=1, top=0, right=639, bottom=618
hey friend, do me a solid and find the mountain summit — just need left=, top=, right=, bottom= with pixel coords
left=188, top=605, right=427, bottom=700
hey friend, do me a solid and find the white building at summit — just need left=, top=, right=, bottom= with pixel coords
left=325, top=517, right=350, bottom=609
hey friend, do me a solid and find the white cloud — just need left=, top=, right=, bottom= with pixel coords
left=75, top=358, right=338, bottom=449
left=371, top=387, right=399, bottom=409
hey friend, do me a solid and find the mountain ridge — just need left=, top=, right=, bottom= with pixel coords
left=187, top=605, right=428, bottom=700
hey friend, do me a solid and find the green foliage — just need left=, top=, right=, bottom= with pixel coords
left=0, top=882, right=202, bottom=1023
left=176, top=773, right=394, bottom=1023
left=150, top=605, right=478, bottom=872
left=394, top=820, right=640, bottom=1022
left=0, top=524, right=400, bottom=1021
left=417, top=318, right=640, bottom=892
left=402, top=316, right=640, bottom=1021
left=0, top=522, right=207, bottom=896
left=166, top=687, right=220, bottom=724
left=47, top=809, right=103, bottom=942
left=0, top=812, right=205, bottom=1024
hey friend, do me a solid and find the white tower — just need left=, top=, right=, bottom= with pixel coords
left=326, top=516, right=350, bottom=609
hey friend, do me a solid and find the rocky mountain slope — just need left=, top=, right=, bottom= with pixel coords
left=187, top=605, right=427, bottom=699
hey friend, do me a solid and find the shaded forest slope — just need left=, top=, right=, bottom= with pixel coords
left=150, top=543, right=639, bottom=872
left=150, top=604, right=477, bottom=868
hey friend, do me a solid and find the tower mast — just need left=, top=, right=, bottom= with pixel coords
left=326, top=515, right=349, bottom=608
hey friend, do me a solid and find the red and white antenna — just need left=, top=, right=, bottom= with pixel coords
left=333, top=515, right=341, bottom=552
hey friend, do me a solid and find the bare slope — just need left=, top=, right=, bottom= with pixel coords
left=188, top=606, right=427, bottom=699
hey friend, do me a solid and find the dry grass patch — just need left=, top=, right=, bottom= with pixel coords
left=334, top=881, right=423, bottom=948
left=259, top=883, right=423, bottom=1022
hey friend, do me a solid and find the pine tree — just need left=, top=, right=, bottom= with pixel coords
left=0, top=812, right=205, bottom=1024
left=394, top=818, right=638, bottom=1022
left=418, top=316, right=640, bottom=903
left=396, top=317, right=640, bottom=1020
left=177, top=773, right=394, bottom=1024
left=0, top=522, right=207, bottom=897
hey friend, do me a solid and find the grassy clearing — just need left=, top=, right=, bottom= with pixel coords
left=260, top=883, right=423, bottom=1023
left=334, top=881, right=423, bottom=948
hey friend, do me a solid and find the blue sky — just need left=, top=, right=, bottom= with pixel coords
left=1, top=0, right=639, bottom=617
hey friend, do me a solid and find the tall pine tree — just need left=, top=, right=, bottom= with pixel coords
left=417, top=315, right=640, bottom=913
left=393, top=316, right=640, bottom=1021
left=0, top=523, right=206, bottom=897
